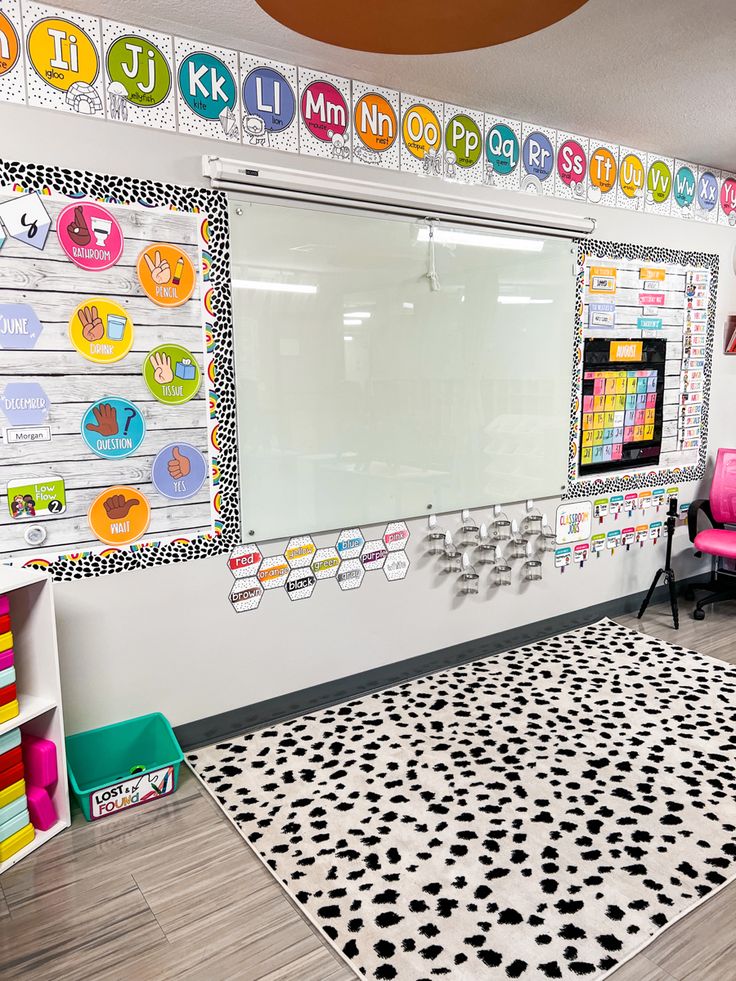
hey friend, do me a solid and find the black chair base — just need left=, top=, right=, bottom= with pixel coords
left=685, top=574, right=736, bottom=620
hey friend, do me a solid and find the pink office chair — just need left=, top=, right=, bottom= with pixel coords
left=687, top=447, right=736, bottom=620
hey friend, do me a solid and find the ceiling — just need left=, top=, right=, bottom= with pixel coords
left=70, top=0, right=735, bottom=171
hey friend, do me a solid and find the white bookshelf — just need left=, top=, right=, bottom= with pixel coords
left=0, top=566, right=70, bottom=874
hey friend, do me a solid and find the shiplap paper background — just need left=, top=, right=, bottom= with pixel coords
left=0, top=195, right=213, bottom=563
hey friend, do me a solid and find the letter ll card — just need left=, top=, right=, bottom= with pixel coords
left=298, top=66, right=351, bottom=161
left=174, top=36, right=239, bottom=141
left=240, top=54, right=298, bottom=154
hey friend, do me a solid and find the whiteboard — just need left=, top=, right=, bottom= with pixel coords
left=230, top=197, right=576, bottom=541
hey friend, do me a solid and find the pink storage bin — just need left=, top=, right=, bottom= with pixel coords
left=22, top=735, right=58, bottom=788
left=26, top=785, right=57, bottom=832
left=0, top=596, right=8, bottom=617
left=0, top=650, right=12, bottom=672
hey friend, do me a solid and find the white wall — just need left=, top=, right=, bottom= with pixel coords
left=3, top=101, right=735, bottom=733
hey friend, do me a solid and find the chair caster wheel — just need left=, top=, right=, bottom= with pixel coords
left=693, top=608, right=706, bottom=621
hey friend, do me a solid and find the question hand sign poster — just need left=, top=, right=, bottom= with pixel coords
left=81, top=398, right=146, bottom=458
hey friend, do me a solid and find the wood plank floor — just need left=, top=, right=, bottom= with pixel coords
left=0, top=601, right=734, bottom=980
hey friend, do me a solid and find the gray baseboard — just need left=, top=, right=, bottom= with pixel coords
left=175, top=575, right=702, bottom=751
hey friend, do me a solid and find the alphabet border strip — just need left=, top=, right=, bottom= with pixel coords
left=1, top=1, right=734, bottom=224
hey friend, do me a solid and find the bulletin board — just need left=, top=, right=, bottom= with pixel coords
left=0, top=158, right=238, bottom=579
left=565, top=239, right=718, bottom=499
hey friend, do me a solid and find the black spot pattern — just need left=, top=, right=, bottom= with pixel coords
left=565, top=239, right=718, bottom=500
left=189, top=619, right=736, bottom=980
left=0, top=158, right=239, bottom=581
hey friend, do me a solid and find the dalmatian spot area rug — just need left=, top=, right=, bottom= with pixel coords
left=187, top=620, right=736, bottom=980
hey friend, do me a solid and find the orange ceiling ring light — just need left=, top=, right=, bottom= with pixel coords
left=255, top=0, right=590, bottom=55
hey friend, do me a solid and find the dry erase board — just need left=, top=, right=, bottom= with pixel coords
left=0, top=159, right=238, bottom=579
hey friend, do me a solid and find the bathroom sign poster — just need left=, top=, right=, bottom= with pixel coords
left=22, top=0, right=105, bottom=116
left=102, top=20, right=176, bottom=131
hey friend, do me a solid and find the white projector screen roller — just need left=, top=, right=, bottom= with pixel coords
left=230, top=197, right=576, bottom=542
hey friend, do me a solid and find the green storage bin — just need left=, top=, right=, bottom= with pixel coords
left=66, top=712, right=183, bottom=822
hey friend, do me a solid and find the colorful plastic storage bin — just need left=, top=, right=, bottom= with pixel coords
left=66, top=713, right=183, bottom=822
left=22, top=735, right=58, bottom=788
left=0, top=823, right=34, bottom=862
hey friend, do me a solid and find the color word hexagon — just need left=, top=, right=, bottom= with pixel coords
left=311, top=547, right=341, bottom=580
left=336, top=527, right=364, bottom=560
left=383, top=551, right=410, bottom=582
left=382, top=521, right=409, bottom=552
left=337, top=557, right=364, bottom=591
left=228, top=543, right=263, bottom=578
left=285, top=568, right=316, bottom=601
left=229, top=577, right=263, bottom=612
left=285, top=535, right=316, bottom=569
left=360, top=539, right=387, bottom=571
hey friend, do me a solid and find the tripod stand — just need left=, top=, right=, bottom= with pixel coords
left=638, top=496, right=679, bottom=629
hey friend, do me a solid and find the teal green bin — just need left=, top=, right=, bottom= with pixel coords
left=66, top=712, right=183, bottom=822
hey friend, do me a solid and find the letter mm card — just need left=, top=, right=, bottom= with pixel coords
left=351, top=79, right=399, bottom=170
left=400, top=92, right=444, bottom=177
left=298, top=66, right=351, bottom=161
left=587, top=140, right=619, bottom=208
left=555, top=130, right=589, bottom=202
left=102, top=20, right=175, bottom=130
left=483, top=114, right=521, bottom=191
left=175, top=36, right=239, bottom=141
left=521, top=122, right=556, bottom=197
left=644, top=153, right=674, bottom=217
left=22, top=0, right=104, bottom=115
left=442, top=103, right=484, bottom=185
left=0, top=0, right=25, bottom=105
left=240, top=54, right=298, bottom=154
